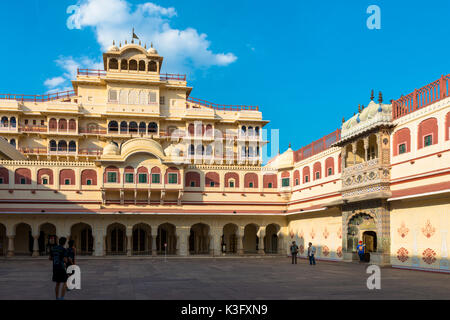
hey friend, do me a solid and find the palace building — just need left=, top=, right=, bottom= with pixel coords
left=0, top=40, right=449, bottom=273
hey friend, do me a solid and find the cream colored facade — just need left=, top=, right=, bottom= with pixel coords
left=0, top=42, right=449, bottom=273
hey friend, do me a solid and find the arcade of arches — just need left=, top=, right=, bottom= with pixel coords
left=0, top=219, right=285, bottom=257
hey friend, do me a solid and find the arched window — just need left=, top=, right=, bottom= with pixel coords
left=303, top=166, right=310, bottom=183
left=139, top=91, right=147, bottom=105
left=313, top=162, right=322, bottom=180
left=139, top=122, right=146, bottom=134
left=188, top=124, right=195, bottom=136
left=9, top=139, right=16, bottom=147
left=185, top=172, right=200, bottom=187
left=68, top=141, right=76, bottom=152
left=49, top=140, right=57, bottom=152
left=241, top=126, right=247, bottom=135
left=49, top=118, right=57, bottom=130
left=225, top=172, right=239, bottom=188
left=38, top=169, right=53, bottom=185
left=120, top=59, right=128, bottom=70
left=393, top=128, right=411, bottom=156
left=248, top=146, right=254, bottom=157
left=293, top=170, right=300, bottom=186
left=128, top=91, right=137, bottom=105
left=58, top=140, right=67, bottom=152
left=15, top=168, right=31, bottom=184
left=108, top=121, right=118, bottom=133
left=58, top=119, right=67, bottom=130
left=148, top=61, right=157, bottom=72
left=205, top=145, right=213, bottom=157
left=263, top=174, right=277, bottom=188
left=1, top=117, right=8, bottom=127
left=120, top=121, right=128, bottom=134
left=196, top=144, right=204, bottom=155
left=244, top=173, right=258, bottom=188
left=119, top=90, right=127, bottom=104
left=418, top=118, right=438, bottom=149
left=205, top=124, right=213, bottom=137
left=81, top=169, right=97, bottom=186
left=129, top=60, right=137, bottom=71
left=255, top=127, right=260, bottom=136
left=109, top=58, right=118, bottom=70
left=10, top=117, right=16, bottom=128
left=68, top=119, right=76, bottom=131
left=129, top=122, right=138, bottom=133
left=325, top=157, right=334, bottom=177
left=189, top=144, right=195, bottom=156
left=248, top=126, right=254, bottom=136
left=139, top=61, right=146, bottom=71
left=205, top=172, right=220, bottom=187
left=148, top=122, right=158, bottom=133
left=60, top=169, right=75, bottom=186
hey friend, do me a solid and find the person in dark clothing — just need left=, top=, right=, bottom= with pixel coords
left=67, top=240, right=76, bottom=267
left=290, top=241, right=299, bottom=264
left=50, top=237, right=68, bottom=300
left=357, top=241, right=366, bottom=262
left=307, top=242, right=316, bottom=265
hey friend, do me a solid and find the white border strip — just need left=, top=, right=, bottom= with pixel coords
left=388, top=188, right=450, bottom=201
left=285, top=207, right=327, bottom=216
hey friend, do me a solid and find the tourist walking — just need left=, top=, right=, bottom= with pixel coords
left=357, top=241, right=366, bottom=262
left=50, top=237, right=68, bottom=300
left=67, top=240, right=76, bottom=267
left=290, top=241, right=299, bottom=264
left=307, top=242, right=316, bottom=265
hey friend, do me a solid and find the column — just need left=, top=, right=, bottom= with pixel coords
left=363, top=137, right=369, bottom=161
left=351, top=142, right=357, bottom=166
left=177, top=227, right=190, bottom=256
left=32, top=234, right=40, bottom=257
left=151, top=233, right=157, bottom=256
left=93, top=229, right=106, bottom=257
left=210, top=228, right=222, bottom=256
left=7, top=235, right=15, bottom=257
left=126, top=226, right=133, bottom=257
left=258, top=226, right=265, bottom=254
left=237, top=226, right=244, bottom=255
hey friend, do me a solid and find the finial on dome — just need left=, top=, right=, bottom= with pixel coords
left=125, top=40, right=127, bottom=45
left=144, top=43, right=147, bottom=49
left=151, top=42, right=153, bottom=48
left=119, top=41, right=122, bottom=47
left=139, top=40, right=141, bottom=45
left=342, top=117, right=345, bottom=124
left=113, top=40, right=115, bottom=46
left=131, top=39, right=134, bottom=44
left=358, top=104, right=361, bottom=113
left=289, top=142, right=291, bottom=149
left=378, top=91, right=383, bottom=104
left=370, top=89, right=374, bottom=101
left=361, top=104, right=364, bottom=111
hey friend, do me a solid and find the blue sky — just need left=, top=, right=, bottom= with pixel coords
left=1, top=0, right=450, bottom=160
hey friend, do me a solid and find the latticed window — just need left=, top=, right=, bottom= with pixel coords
left=168, top=173, right=178, bottom=184
left=109, top=90, right=118, bottom=102
left=125, top=173, right=134, bottom=183
left=151, top=174, right=160, bottom=184
left=424, top=135, right=433, bottom=147
left=138, top=173, right=147, bottom=184
left=282, top=178, right=290, bottom=187
left=149, top=92, right=157, bottom=104
left=398, top=143, right=406, bottom=154
left=160, top=96, right=165, bottom=105
left=107, top=172, right=117, bottom=183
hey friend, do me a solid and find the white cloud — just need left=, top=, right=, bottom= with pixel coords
left=44, top=77, right=66, bottom=89
left=68, top=0, right=237, bottom=71
left=44, top=56, right=102, bottom=93
left=46, top=0, right=236, bottom=91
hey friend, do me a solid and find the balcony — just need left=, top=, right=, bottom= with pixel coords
left=79, top=127, right=107, bottom=135
left=48, top=128, right=78, bottom=135
left=78, top=148, right=103, bottom=156
left=341, top=158, right=391, bottom=199
left=0, top=126, right=18, bottom=133
left=20, top=126, right=47, bottom=133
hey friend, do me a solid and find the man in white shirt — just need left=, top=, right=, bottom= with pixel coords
left=307, top=242, right=316, bottom=265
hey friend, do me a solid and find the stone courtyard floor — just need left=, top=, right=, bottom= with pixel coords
left=0, top=256, right=449, bottom=300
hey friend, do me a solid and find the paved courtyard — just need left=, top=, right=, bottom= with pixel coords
left=0, top=257, right=449, bottom=300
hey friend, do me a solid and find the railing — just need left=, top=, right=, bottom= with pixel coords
left=79, top=127, right=107, bottom=135
left=0, top=90, right=76, bottom=102
left=20, top=126, right=47, bottom=133
left=294, top=129, right=341, bottom=162
left=19, top=147, right=47, bottom=154
left=187, top=97, right=259, bottom=111
left=160, top=73, right=186, bottom=81
left=77, top=69, right=106, bottom=77
left=0, top=126, right=17, bottom=132
left=78, top=148, right=103, bottom=156
left=392, top=74, right=450, bottom=120
left=77, top=69, right=186, bottom=81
